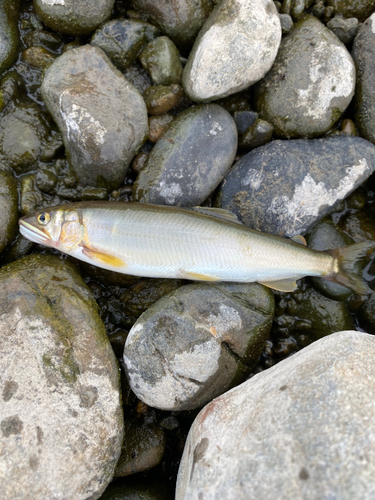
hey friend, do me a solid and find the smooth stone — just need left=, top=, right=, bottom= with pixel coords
left=327, top=14, right=359, bottom=44
left=34, top=0, right=115, bottom=36
left=148, top=113, right=174, bottom=142
left=133, top=104, right=237, bottom=206
left=326, top=0, right=375, bottom=21
left=182, top=0, right=281, bottom=102
left=128, top=0, right=213, bottom=50
left=255, top=15, right=355, bottom=138
left=0, top=0, right=19, bottom=75
left=176, top=331, right=375, bottom=500
left=0, top=166, right=17, bottom=254
left=305, top=220, right=354, bottom=300
left=123, top=282, right=274, bottom=411
left=352, top=13, right=375, bottom=146
left=216, top=136, right=375, bottom=237
left=139, top=36, right=182, bottom=85
left=142, top=83, right=184, bottom=114
left=233, top=110, right=258, bottom=135
left=0, top=101, right=51, bottom=174
left=22, top=46, right=56, bottom=69
left=91, top=19, right=159, bottom=71
left=41, top=45, right=148, bottom=191
left=238, top=118, right=274, bottom=150
left=279, top=12, right=293, bottom=33
left=0, top=254, right=123, bottom=500
left=23, top=29, right=63, bottom=51
left=123, top=62, right=153, bottom=94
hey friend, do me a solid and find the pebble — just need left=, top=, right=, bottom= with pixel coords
left=0, top=0, right=19, bottom=74
left=139, top=36, right=183, bottom=85
left=325, top=0, right=375, bottom=21
left=22, top=46, right=56, bottom=69
left=148, top=113, right=174, bottom=142
left=0, top=165, right=17, bottom=254
left=123, top=282, right=274, bottom=411
left=182, top=0, right=281, bottom=102
left=176, top=331, right=375, bottom=500
left=238, top=118, right=274, bottom=150
left=327, top=14, right=359, bottom=44
left=216, top=136, right=375, bottom=237
left=0, top=255, right=123, bottom=500
left=34, top=0, right=115, bottom=36
left=142, top=83, right=184, bottom=114
left=352, top=13, right=375, bottom=146
left=133, top=104, right=237, bottom=206
left=255, top=15, right=356, bottom=138
left=41, top=45, right=148, bottom=191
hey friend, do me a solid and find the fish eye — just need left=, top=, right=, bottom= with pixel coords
left=37, top=213, right=50, bottom=225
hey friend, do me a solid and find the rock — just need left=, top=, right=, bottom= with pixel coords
left=326, top=0, right=375, bottom=21
left=148, top=113, right=174, bottom=142
left=238, top=118, right=274, bottom=150
left=0, top=0, right=19, bottom=75
left=123, top=62, right=153, bottom=94
left=23, top=29, right=63, bottom=51
left=133, top=104, right=237, bottom=206
left=91, top=19, right=159, bottom=71
left=22, top=46, right=56, bottom=69
left=358, top=291, right=375, bottom=333
left=142, top=83, right=184, bottom=114
left=176, top=331, right=375, bottom=500
left=0, top=166, right=17, bottom=254
left=233, top=110, right=258, bottom=135
left=100, top=477, right=166, bottom=500
left=0, top=254, right=123, bottom=500
left=139, top=36, right=183, bottom=85
left=123, top=282, right=274, bottom=411
left=216, top=136, right=375, bottom=237
left=352, top=13, right=375, bottom=146
left=128, top=0, right=213, bottom=50
left=340, top=210, right=375, bottom=242
left=41, top=45, right=148, bottom=191
left=34, top=0, right=115, bottom=37
left=255, top=15, right=355, bottom=138
left=0, top=101, right=51, bottom=174
left=327, top=14, right=359, bottom=44
left=182, top=0, right=281, bottom=102
left=279, top=13, right=293, bottom=33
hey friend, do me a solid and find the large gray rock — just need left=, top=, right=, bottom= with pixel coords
left=34, top=0, right=115, bottom=36
left=182, top=0, right=281, bottom=102
left=0, top=254, right=123, bottom=500
left=216, top=136, right=375, bottom=237
left=0, top=0, right=19, bottom=75
left=176, top=331, right=375, bottom=500
left=352, top=13, right=375, bottom=146
left=41, top=45, right=148, bottom=191
left=255, top=15, right=355, bottom=138
left=133, top=104, right=237, bottom=206
left=124, top=283, right=274, bottom=411
left=0, top=165, right=17, bottom=254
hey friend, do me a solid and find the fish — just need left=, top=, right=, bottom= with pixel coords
left=18, top=201, right=374, bottom=294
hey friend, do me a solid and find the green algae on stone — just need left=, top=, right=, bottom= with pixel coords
left=22, top=45, right=56, bottom=69
left=139, top=36, right=183, bottom=85
left=0, top=0, right=20, bottom=75
left=0, top=165, right=17, bottom=254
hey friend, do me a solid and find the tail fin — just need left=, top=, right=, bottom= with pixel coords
left=326, top=241, right=375, bottom=295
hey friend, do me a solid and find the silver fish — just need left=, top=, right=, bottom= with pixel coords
left=19, top=201, right=374, bottom=293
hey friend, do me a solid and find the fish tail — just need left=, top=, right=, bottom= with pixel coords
left=325, top=241, right=375, bottom=294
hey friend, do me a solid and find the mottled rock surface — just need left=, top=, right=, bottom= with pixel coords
left=352, top=13, right=375, bottom=146
left=0, top=0, right=19, bottom=75
left=139, top=36, right=182, bottom=85
left=0, top=166, right=17, bottom=253
left=182, top=0, right=281, bottom=102
left=41, top=45, right=148, bottom=190
left=133, top=104, right=237, bottom=206
left=0, top=254, right=123, bottom=500
left=255, top=15, right=355, bottom=138
left=177, top=331, right=375, bottom=500
left=34, top=0, right=115, bottom=36
left=216, top=136, right=375, bottom=237
left=124, top=283, right=274, bottom=411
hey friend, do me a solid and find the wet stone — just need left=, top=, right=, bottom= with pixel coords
left=148, top=113, right=174, bottom=143
left=233, top=110, right=258, bottom=135
left=23, top=29, right=63, bottom=51
left=123, top=282, right=274, bottom=411
left=358, top=291, right=375, bottom=333
left=238, top=118, right=274, bottom=151
left=91, top=19, right=159, bottom=71
left=352, top=13, right=375, bottom=146
left=216, top=136, right=375, bottom=237
left=140, top=36, right=183, bottom=85
left=182, top=0, right=281, bottom=102
left=34, top=0, right=115, bottom=37
left=255, top=15, right=355, bottom=138
left=326, top=0, right=375, bottom=21
left=327, top=14, right=359, bottom=45
left=0, top=254, right=123, bottom=500
left=41, top=45, right=148, bottom=191
left=0, top=0, right=19, bottom=75
left=133, top=104, right=237, bottom=206
left=176, top=331, right=375, bottom=500
left=129, top=0, right=213, bottom=50
left=22, top=46, right=56, bottom=69
left=142, top=83, right=184, bottom=115
left=123, top=62, right=153, bottom=94
left=279, top=13, right=293, bottom=33
left=0, top=166, right=17, bottom=254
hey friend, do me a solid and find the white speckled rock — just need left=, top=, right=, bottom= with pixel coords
left=182, top=0, right=282, bottom=102
left=0, top=255, right=123, bottom=500
left=255, top=15, right=356, bottom=138
left=176, top=331, right=375, bottom=500
left=41, top=45, right=148, bottom=191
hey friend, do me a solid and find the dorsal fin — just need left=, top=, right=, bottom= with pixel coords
left=192, top=207, right=243, bottom=225
left=291, top=235, right=307, bottom=246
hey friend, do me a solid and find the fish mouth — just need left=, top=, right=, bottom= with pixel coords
left=19, top=219, right=50, bottom=245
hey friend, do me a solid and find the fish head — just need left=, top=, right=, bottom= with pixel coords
left=19, top=206, right=84, bottom=252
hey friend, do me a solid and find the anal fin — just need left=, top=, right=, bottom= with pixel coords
left=258, top=277, right=300, bottom=292
left=81, top=246, right=126, bottom=268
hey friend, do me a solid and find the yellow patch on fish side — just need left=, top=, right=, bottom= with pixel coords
left=179, top=270, right=219, bottom=281
left=81, top=246, right=126, bottom=268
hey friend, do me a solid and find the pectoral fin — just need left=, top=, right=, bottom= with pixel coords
left=81, top=246, right=126, bottom=268
left=258, top=277, right=300, bottom=292
left=291, top=235, right=307, bottom=246
left=180, top=270, right=219, bottom=281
